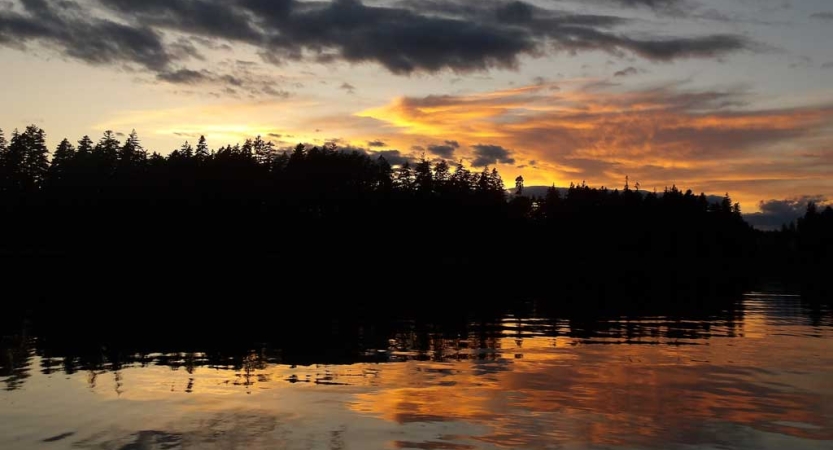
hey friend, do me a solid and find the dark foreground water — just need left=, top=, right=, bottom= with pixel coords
left=2, top=292, right=832, bottom=449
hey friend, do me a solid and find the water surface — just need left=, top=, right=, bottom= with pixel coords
left=2, top=292, right=832, bottom=449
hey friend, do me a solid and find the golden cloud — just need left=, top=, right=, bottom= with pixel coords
left=357, top=81, right=833, bottom=210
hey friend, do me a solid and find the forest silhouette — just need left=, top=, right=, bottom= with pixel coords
left=0, top=125, right=830, bottom=303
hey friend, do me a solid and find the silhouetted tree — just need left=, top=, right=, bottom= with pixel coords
left=179, top=141, right=194, bottom=159
left=93, top=131, right=120, bottom=174
left=77, top=135, right=93, bottom=157
left=49, top=138, right=76, bottom=184
left=2, top=125, right=49, bottom=192
left=414, top=157, right=433, bottom=194
left=395, top=161, right=413, bottom=191
left=195, top=135, right=209, bottom=161
left=253, top=135, right=276, bottom=166
left=377, top=156, right=393, bottom=192
left=450, top=161, right=472, bottom=195
left=0, top=123, right=800, bottom=303
left=119, top=130, right=146, bottom=166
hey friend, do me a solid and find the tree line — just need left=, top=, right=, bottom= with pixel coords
left=0, top=125, right=829, bottom=299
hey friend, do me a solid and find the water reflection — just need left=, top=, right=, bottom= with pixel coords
left=1, top=293, right=832, bottom=449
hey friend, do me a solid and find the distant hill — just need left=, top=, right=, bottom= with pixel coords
left=512, top=186, right=724, bottom=205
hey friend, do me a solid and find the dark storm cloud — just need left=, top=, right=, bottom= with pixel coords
left=0, top=0, right=170, bottom=70
left=614, top=66, right=638, bottom=77
left=810, top=12, right=833, bottom=21
left=339, top=145, right=412, bottom=165
left=612, top=0, right=682, bottom=6
left=98, top=0, right=263, bottom=43
left=580, top=0, right=689, bottom=10
left=615, top=34, right=750, bottom=61
left=157, top=68, right=208, bottom=84
left=375, top=149, right=412, bottom=165
left=427, top=140, right=460, bottom=158
left=471, top=144, right=515, bottom=167
left=0, top=0, right=753, bottom=79
left=744, top=196, right=828, bottom=230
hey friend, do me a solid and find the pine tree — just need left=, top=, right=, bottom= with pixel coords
left=395, top=161, right=413, bottom=191
left=0, top=128, right=7, bottom=189
left=94, top=130, right=120, bottom=171
left=450, top=160, right=472, bottom=194
left=4, top=126, right=50, bottom=190
left=543, top=184, right=561, bottom=221
left=253, top=135, right=276, bottom=165
left=414, top=157, right=433, bottom=193
left=77, top=136, right=93, bottom=157
left=241, top=139, right=253, bottom=158
left=180, top=141, right=194, bottom=159
left=50, top=138, right=76, bottom=178
left=721, top=193, right=732, bottom=214
left=433, top=160, right=450, bottom=183
left=24, top=126, right=50, bottom=189
left=195, top=135, right=209, bottom=160
left=0, top=129, right=22, bottom=193
left=377, top=155, right=393, bottom=191
left=290, top=143, right=306, bottom=162
left=477, top=167, right=491, bottom=192
left=119, top=129, right=146, bottom=166
left=489, top=168, right=505, bottom=195
left=515, top=175, right=524, bottom=196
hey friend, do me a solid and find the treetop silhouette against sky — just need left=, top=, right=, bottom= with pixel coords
left=0, top=0, right=832, bottom=213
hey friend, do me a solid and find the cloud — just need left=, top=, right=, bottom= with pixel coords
left=744, top=196, right=829, bottom=230
left=261, top=85, right=291, bottom=98
left=340, top=82, right=356, bottom=94
left=590, top=0, right=688, bottom=8
left=367, top=140, right=387, bottom=147
left=337, top=144, right=413, bottom=165
left=360, top=80, right=833, bottom=206
left=375, top=150, right=412, bottom=165
left=156, top=68, right=209, bottom=84
left=471, top=144, right=516, bottom=167
left=0, top=0, right=754, bottom=81
left=613, top=66, right=639, bottom=77
left=566, top=0, right=697, bottom=21
left=810, top=12, right=833, bottom=21
left=155, top=68, right=290, bottom=98
left=0, top=0, right=170, bottom=70
left=822, top=62, right=833, bottom=70
left=427, top=140, right=461, bottom=158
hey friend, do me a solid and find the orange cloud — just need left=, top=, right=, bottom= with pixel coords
left=357, top=81, right=833, bottom=211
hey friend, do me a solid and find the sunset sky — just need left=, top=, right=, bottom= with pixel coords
left=1, top=0, right=832, bottom=217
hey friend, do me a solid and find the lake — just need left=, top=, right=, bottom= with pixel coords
left=1, top=291, right=832, bottom=449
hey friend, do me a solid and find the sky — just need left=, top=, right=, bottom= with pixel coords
left=1, top=0, right=832, bottom=220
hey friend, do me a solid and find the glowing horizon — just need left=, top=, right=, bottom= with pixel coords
left=1, top=0, right=832, bottom=219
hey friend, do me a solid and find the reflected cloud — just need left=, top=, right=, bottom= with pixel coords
left=2, top=295, right=832, bottom=450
